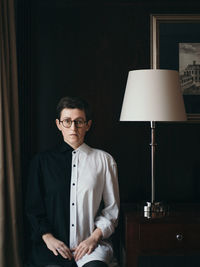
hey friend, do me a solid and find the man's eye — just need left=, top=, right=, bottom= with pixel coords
left=64, top=119, right=71, bottom=124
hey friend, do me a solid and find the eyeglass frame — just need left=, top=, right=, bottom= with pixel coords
left=59, top=118, right=88, bottom=128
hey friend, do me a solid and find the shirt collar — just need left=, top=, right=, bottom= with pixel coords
left=59, top=141, right=74, bottom=153
left=74, top=143, right=92, bottom=155
left=59, top=141, right=91, bottom=154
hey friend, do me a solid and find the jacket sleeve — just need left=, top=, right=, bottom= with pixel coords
left=26, top=154, right=52, bottom=242
left=94, top=158, right=120, bottom=239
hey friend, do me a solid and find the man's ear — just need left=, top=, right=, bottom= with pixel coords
left=55, top=119, right=62, bottom=131
left=86, top=120, right=92, bottom=131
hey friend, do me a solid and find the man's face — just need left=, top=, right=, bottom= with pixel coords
left=56, top=108, right=92, bottom=149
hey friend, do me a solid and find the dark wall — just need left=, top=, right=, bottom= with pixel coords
left=17, top=0, right=200, bottom=204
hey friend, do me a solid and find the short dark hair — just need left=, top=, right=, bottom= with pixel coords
left=56, top=96, right=92, bottom=121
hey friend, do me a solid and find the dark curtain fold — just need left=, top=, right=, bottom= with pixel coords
left=0, top=0, right=23, bottom=266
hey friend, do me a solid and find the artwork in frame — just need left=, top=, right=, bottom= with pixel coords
left=150, top=14, right=200, bottom=121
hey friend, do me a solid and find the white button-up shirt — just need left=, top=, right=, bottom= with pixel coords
left=69, top=143, right=120, bottom=267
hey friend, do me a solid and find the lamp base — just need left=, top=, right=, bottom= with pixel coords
left=144, top=201, right=169, bottom=219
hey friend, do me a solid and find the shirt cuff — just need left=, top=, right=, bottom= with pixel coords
left=95, top=219, right=114, bottom=239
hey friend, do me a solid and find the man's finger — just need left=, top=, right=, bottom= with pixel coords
left=58, top=246, right=73, bottom=260
left=53, top=249, right=58, bottom=256
left=58, top=249, right=68, bottom=259
left=87, top=247, right=93, bottom=255
left=75, top=247, right=88, bottom=261
left=64, top=247, right=73, bottom=259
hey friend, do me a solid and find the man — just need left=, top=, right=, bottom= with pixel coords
left=26, top=96, right=120, bottom=267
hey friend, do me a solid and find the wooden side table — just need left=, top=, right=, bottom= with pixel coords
left=120, top=204, right=200, bottom=267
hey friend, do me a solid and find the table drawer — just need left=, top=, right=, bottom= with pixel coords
left=139, top=223, right=200, bottom=252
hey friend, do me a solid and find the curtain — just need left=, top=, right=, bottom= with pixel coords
left=0, top=0, right=23, bottom=266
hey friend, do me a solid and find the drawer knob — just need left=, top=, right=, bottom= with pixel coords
left=176, top=234, right=183, bottom=241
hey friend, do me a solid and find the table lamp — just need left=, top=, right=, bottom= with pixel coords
left=120, top=69, right=187, bottom=217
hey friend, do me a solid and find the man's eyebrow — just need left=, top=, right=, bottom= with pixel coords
left=61, top=116, right=85, bottom=120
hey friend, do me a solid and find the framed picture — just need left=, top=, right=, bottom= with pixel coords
left=150, top=14, right=200, bottom=121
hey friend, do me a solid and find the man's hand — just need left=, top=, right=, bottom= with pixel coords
left=73, top=228, right=102, bottom=261
left=42, top=233, right=73, bottom=260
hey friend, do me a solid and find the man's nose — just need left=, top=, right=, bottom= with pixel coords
left=70, top=121, right=77, bottom=129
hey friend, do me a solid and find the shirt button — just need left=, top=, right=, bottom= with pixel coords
left=72, top=183, right=75, bottom=186
left=73, top=164, right=76, bottom=167
left=72, top=224, right=74, bottom=227
left=73, top=151, right=76, bottom=154
left=72, top=203, right=75, bottom=206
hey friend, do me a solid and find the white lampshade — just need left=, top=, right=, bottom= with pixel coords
left=120, top=69, right=187, bottom=121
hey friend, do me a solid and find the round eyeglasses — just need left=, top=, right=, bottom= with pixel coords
left=59, top=118, right=87, bottom=128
